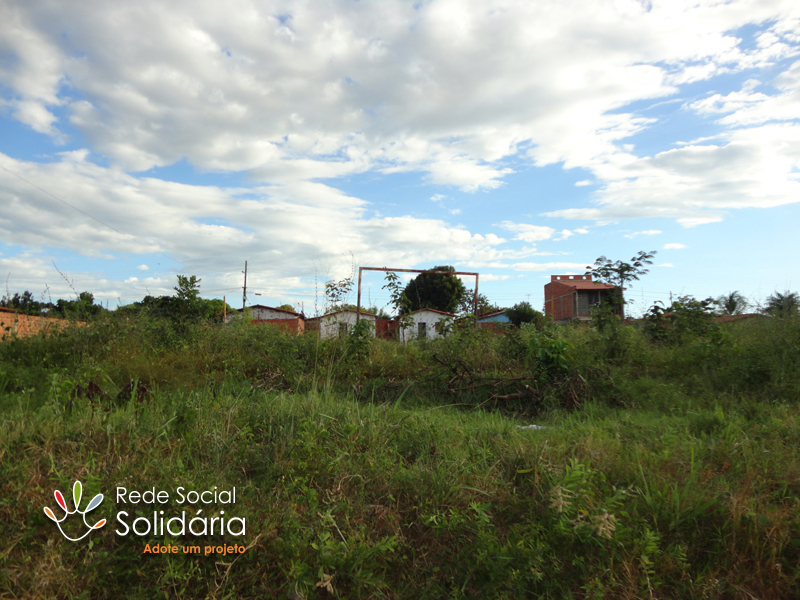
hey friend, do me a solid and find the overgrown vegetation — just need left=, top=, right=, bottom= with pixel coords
left=1, top=300, right=799, bottom=598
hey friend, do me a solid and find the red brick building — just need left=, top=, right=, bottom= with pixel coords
left=544, top=275, right=620, bottom=322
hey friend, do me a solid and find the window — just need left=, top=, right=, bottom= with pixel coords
left=338, top=322, right=348, bottom=338
left=418, top=322, right=427, bottom=339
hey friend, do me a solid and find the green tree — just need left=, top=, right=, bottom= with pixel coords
left=402, top=265, right=465, bottom=314
left=505, top=301, right=545, bottom=327
left=53, top=291, right=104, bottom=319
left=645, top=295, right=717, bottom=344
left=763, top=291, right=799, bottom=318
left=174, top=275, right=201, bottom=305
left=1, top=290, right=49, bottom=316
left=458, top=290, right=499, bottom=316
left=585, top=250, right=656, bottom=317
left=715, top=291, right=750, bottom=316
left=277, top=304, right=297, bottom=313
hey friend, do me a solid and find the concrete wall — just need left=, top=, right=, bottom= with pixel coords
left=398, top=309, right=453, bottom=343
left=318, top=311, right=376, bottom=339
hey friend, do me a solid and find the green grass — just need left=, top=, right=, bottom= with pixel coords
left=1, top=313, right=799, bottom=598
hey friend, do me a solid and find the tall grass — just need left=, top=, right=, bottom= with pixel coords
left=1, top=312, right=799, bottom=598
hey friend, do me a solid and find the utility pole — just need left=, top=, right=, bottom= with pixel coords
left=242, top=261, right=248, bottom=310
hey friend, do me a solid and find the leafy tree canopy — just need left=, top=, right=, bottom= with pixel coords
left=586, top=250, right=656, bottom=315
left=715, top=291, right=750, bottom=316
left=277, top=304, right=297, bottom=313
left=763, top=291, right=799, bottom=318
left=1, top=290, right=105, bottom=319
left=125, top=275, right=231, bottom=322
left=458, top=291, right=500, bottom=316
left=402, top=265, right=466, bottom=314
left=505, top=301, right=546, bottom=328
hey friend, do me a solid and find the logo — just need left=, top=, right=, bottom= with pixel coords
left=43, top=480, right=106, bottom=541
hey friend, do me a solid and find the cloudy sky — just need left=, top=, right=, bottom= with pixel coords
left=1, top=0, right=798, bottom=316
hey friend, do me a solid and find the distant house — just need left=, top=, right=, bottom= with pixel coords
left=306, top=309, right=377, bottom=339
left=544, top=274, right=619, bottom=321
left=477, top=309, right=510, bottom=324
left=227, top=304, right=305, bottom=334
left=398, top=308, right=455, bottom=342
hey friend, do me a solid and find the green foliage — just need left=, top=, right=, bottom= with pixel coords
left=644, top=296, right=718, bottom=344
left=715, top=290, right=750, bottom=316
left=586, top=250, right=656, bottom=316
left=2, top=299, right=800, bottom=599
left=401, top=265, right=465, bottom=314
left=505, top=301, right=545, bottom=327
left=122, top=275, right=231, bottom=323
left=1, top=290, right=48, bottom=315
left=763, top=290, right=799, bottom=318
left=1, top=289, right=106, bottom=320
left=458, top=290, right=499, bottom=317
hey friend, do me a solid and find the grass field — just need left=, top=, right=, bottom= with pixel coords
left=1, top=312, right=799, bottom=599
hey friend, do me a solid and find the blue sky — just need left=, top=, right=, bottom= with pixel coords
left=1, top=0, right=799, bottom=317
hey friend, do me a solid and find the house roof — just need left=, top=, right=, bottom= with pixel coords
left=713, top=313, right=764, bottom=323
left=476, top=308, right=507, bottom=320
left=306, top=308, right=377, bottom=320
left=548, top=280, right=616, bottom=291
left=404, top=308, right=455, bottom=317
left=238, top=304, right=302, bottom=317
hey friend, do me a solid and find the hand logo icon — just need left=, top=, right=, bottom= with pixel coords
left=43, top=481, right=106, bottom=541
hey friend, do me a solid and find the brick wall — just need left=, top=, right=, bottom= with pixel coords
left=544, top=281, right=576, bottom=321
left=251, top=317, right=305, bottom=335
left=0, top=307, right=86, bottom=341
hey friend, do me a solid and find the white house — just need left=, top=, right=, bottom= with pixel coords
left=225, top=304, right=302, bottom=323
left=398, top=308, right=455, bottom=343
left=310, top=309, right=377, bottom=339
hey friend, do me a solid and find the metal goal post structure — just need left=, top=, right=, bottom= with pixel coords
left=355, top=266, right=480, bottom=321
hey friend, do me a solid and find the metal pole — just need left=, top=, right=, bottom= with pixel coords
left=356, top=267, right=363, bottom=322
left=473, top=274, right=479, bottom=316
left=242, top=261, right=247, bottom=310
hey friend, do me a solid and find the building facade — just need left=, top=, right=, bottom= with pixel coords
left=398, top=308, right=455, bottom=342
left=544, top=275, right=619, bottom=321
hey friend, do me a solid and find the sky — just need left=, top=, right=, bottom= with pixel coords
left=1, top=0, right=799, bottom=318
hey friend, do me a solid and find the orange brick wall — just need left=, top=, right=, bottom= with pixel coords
left=0, top=308, right=86, bottom=341
left=250, top=317, right=305, bottom=335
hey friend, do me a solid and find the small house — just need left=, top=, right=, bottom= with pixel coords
left=544, top=274, right=620, bottom=321
left=477, top=309, right=510, bottom=324
left=227, top=304, right=305, bottom=334
left=398, top=308, right=455, bottom=342
left=307, top=309, right=377, bottom=339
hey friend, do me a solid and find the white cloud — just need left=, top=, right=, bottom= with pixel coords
left=137, top=264, right=149, bottom=271
left=575, top=180, right=592, bottom=187
left=657, top=262, right=674, bottom=267
left=0, top=152, right=507, bottom=299
left=509, top=262, right=587, bottom=272
left=479, top=274, right=510, bottom=282
left=544, top=122, right=800, bottom=225
left=499, top=221, right=555, bottom=242
left=2, top=0, right=797, bottom=194
left=663, top=243, right=686, bottom=249
left=624, top=229, right=662, bottom=238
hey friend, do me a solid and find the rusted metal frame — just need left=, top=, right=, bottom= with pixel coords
left=356, top=266, right=480, bottom=322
